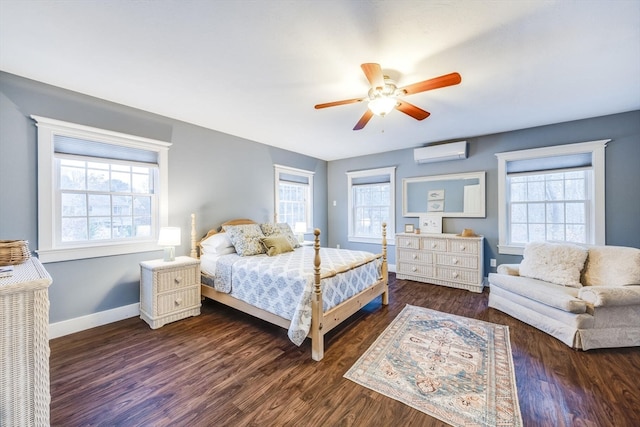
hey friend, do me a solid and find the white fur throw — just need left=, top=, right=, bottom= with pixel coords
left=519, top=242, right=588, bottom=288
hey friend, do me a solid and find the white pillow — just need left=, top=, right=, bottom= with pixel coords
left=519, top=242, right=588, bottom=288
left=200, top=232, right=234, bottom=254
left=582, top=245, right=640, bottom=286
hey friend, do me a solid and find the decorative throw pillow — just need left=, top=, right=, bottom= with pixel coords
left=260, top=223, right=301, bottom=248
left=581, top=245, right=640, bottom=286
left=260, top=235, right=294, bottom=256
left=519, top=242, right=588, bottom=288
left=222, top=224, right=266, bottom=256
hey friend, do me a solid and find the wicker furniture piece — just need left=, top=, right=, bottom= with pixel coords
left=396, top=232, right=485, bottom=293
left=0, top=257, right=52, bottom=427
left=140, top=256, right=201, bottom=329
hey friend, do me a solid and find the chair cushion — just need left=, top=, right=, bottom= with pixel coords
left=489, top=272, right=587, bottom=314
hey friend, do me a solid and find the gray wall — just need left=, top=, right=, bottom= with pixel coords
left=328, top=110, right=640, bottom=275
left=0, top=72, right=327, bottom=323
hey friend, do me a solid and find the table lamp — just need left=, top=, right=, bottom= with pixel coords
left=158, top=227, right=181, bottom=262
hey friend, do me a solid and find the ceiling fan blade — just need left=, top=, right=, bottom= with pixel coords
left=353, top=109, right=374, bottom=131
left=395, top=100, right=431, bottom=120
left=314, top=97, right=365, bottom=109
left=361, top=63, right=384, bottom=89
left=399, top=72, right=461, bottom=95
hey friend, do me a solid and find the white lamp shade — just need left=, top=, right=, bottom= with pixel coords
left=294, top=222, right=307, bottom=233
left=157, top=227, right=181, bottom=246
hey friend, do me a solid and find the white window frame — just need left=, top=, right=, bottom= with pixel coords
left=496, top=139, right=608, bottom=255
left=347, top=166, right=396, bottom=245
left=274, top=164, right=314, bottom=232
left=33, top=115, right=171, bottom=263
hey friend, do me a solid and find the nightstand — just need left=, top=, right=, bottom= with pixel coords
left=140, top=256, right=201, bottom=329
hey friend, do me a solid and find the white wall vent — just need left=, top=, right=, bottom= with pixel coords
left=414, top=141, right=468, bottom=164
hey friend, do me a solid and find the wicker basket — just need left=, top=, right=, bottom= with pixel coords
left=0, top=240, right=31, bottom=266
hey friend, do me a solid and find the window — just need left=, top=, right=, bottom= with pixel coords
left=274, top=165, right=314, bottom=232
left=347, top=167, right=396, bottom=244
left=33, top=115, right=171, bottom=263
left=496, top=140, right=608, bottom=255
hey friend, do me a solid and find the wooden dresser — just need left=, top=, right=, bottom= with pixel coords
left=0, top=258, right=52, bottom=427
left=396, top=233, right=484, bottom=293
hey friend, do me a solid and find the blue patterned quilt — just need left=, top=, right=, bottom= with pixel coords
left=209, top=246, right=382, bottom=345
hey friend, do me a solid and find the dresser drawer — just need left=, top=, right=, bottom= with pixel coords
left=436, top=267, right=479, bottom=285
left=421, top=238, right=447, bottom=251
left=448, top=239, right=479, bottom=254
left=156, top=287, right=200, bottom=316
left=397, top=262, right=434, bottom=277
left=398, top=250, right=432, bottom=264
left=156, top=266, right=198, bottom=292
left=397, top=235, right=420, bottom=249
left=436, top=253, right=478, bottom=269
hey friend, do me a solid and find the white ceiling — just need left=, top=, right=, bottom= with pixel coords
left=1, top=1, right=639, bottom=161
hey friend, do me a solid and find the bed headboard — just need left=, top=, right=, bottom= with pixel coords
left=190, top=214, right=255, bottom=258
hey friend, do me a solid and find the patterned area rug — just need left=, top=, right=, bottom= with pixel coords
left=344, top=305, right=522, bottom=427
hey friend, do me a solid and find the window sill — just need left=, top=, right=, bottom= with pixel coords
left=497, top=244, right=524, bottom=256
left=348, top=236, right=396, bottom=246
left=37, top=241, right=162, bottom=263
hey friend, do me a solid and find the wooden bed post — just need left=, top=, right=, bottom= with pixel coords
left=311, top=228, right=324, bottom=361
left=190, top=213, right=198, bottom=258
left=381, top=222, right=389, bottom=305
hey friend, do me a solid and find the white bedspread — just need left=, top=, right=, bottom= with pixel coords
left=201, top=246, right=382, bottom=345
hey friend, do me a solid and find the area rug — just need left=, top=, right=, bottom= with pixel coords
left=344, top=305, right=522, bottom=427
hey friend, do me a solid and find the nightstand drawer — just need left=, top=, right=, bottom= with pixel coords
left=156, top=287, right=200, bottom=316
left=156, top=266, right=198, bottom=292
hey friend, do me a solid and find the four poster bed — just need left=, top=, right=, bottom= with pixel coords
left=189, top=214, right=388, bottom=361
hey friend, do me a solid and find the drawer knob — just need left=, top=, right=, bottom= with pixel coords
left=175, top=297, right=183, bottom=306
left=412, top=254, right=418, bottom=260
left=412, top=266, right=417, bottom=272
left=453, top=258, right=459, bottom=264
left=460, top=246, right=466, bottom=251
left=175, top=276, right=182, bottom=284
left=452, top=272, right=459, bottom=278
left=406, top=241, right=412, bottom=246
left=432, top=243, right=437, bottom=248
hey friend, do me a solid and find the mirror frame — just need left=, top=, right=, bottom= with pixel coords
left=402, top=171, right=486, bottom=218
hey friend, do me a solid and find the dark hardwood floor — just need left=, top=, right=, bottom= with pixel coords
left=49, top=274, right=640, bottom=427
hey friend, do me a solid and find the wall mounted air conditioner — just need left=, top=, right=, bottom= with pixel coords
left=414, top=141, right=468, bottom=164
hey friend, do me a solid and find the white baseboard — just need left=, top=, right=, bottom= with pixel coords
left=50, top=303, right=140, bottom=339
left=50, top=265, right=399, bottom=339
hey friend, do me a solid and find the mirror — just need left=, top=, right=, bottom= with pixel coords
left=403, top=171, right=486, bottom=218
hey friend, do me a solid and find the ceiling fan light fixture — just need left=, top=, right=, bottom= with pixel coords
left=368, top=95, right=397, bottom=116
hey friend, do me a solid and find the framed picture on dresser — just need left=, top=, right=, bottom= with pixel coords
left=419, top=213, right=442, bottom=234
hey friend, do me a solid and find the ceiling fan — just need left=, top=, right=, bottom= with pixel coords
left=314, top=63, right=461, bottom=130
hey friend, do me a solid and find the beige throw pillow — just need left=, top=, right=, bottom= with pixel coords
left=260, top=235, right=294, bottom=256
left=519, top=242, right=588, bottom=288
left=582, top=245, right=640, bottom=286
